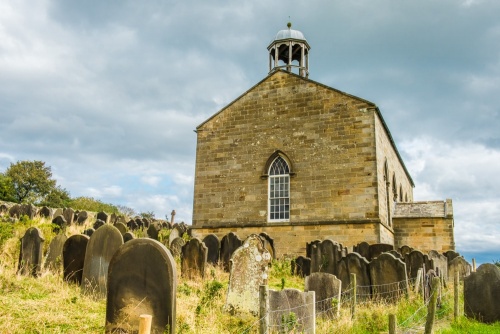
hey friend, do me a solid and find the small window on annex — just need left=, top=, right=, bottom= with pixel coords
left=268, top=156, right=290, bottom=222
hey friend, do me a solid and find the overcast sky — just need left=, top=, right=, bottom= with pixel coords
left=1, top=0, right=498, bottom=262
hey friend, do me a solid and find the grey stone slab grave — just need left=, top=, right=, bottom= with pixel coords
left=17, top=227, right=44, bottom=277
left=369, top=253, right=409, bottom=301
left=220, top=232, right=243, bottom=272
left=63, top=234, right=89, bottom=285
left=428, top=250, right=448, bottom=280
left=448, top=256, right=471, bottom=282
left=268, top=288, right=315, bottom=334
left=464, top=263, right=500, bottom=323
left=310, top=239, right=343, bottom=276
left=147, top=224, right=159, bottom=240
left=63, top=208, right=75, bottom=225
left=292, top=256, right=311, bottom=277
left=44, top=233, right=67, bottom=272
left=106, top=238, right=177, bottom=334
left=202, top=234, right=220, bottom=265
left=337, top=252, right=371, bottom=298
left=404, top=250, right=432, bottom=280
left=169, top=237, right=185, bottom=257
left=305, top=272, right=341, bottom=318
left=225, top=234, right=271, bottom=314
left=81, top=224, right=123, bottom=299
left=181, top=238, right=208, bottom=279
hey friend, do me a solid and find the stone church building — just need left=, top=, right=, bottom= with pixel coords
left=191, top=24, right=455, bottom=256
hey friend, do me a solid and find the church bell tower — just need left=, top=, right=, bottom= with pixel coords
left=267, top=22, right=310, bottom=78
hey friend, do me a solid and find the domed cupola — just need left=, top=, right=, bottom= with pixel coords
left=267, top=22, right=310, bottom=78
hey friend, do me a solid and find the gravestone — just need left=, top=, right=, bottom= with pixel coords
left=292, top=256, right=311, bottom=277
left=225, top=234, right=271, bottom=314
left=17, top=227, right=44, bottom=277
left=369, top=253, right=409, bottom=301
left=337, top=252, right=371, bottom=297
left=448, top=256, right=471, bottom=282
left=181, top=238, right=208, bottom=279
left=169, top=237, right=185, bottom=257
left=220, top=232, right=243, bottom=271
left=0, top=204, right=8, bottom=215
left=306, top=239, right=321, bottom=258
left=142, top=218, right=151, bottom=229
left=123, top=232, right=135, bottom=243
left=96, top=211, right=109, bottom=224
left=202, top=234, right=220, bottom=265
left=63, top=208, right=75, bottom=225
left=259, top=232, right=276, bottom=260
left=52, top=215, right=68, bottom=233
left=443, top=250, right=460, bottom=264
left=63, top=234, right=89, bottom=285
left=83, top=228, right=95, bottom=237
left=399, top=245, right=413, bottom=257
left=387, top=250, right=403, bottom=259
left=114, top=222, right=127, bottom=235
left=134, top=218, right=144, bottom=229
left=368, top=243, right=394, bottom=260
left=81, top=224, right=123, bottom=299
left=21, top=203, right=38, bottom=219
left=127, top=219, right=138, bottom=231
left=9, top=204, right=21, bottom=218
left=310, top=239, right=343, bottom=276
left=53, top=208, right=63, bottom=218
left=44, top=233, right=67, bottom=272
left=146, top=224, right=159, bottom=240
left=168, top=225, right=183, bottom=247
left=76, top=211, right=89, bottom=225
left=464, top=263, right=500, bottom=323
left=268, top=288, right=315, bottom=334
left=93, top=219, right=105, bottom=230
left=39, top=206, right=53, bottom=219
left=428, top=250, right=448, bottom=280
left=405, top=250, right=432, bottom=280
left=106, top=238, right=177, bottom=334
left=109, top=213, right=117, bottom=224
left=305, top=272, right=341, bottom=318
left=353, top=241, right=370, bottom=260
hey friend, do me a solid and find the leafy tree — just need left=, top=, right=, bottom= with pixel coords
left=5, top=160, right=56, bottom=203
left=139, top=211, right=155, bottom=220
left=0, top=173, right=16, bottom=202
left=40, top=186, right=71, bottom=208
left=68, top=196, right=118, bottom=213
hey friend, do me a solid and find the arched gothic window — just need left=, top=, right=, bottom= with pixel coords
left=392, top=174, right=398, bottom=202
left=268, top=156, right=290, bottom=222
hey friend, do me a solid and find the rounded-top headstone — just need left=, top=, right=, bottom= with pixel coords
left=63, top=234, right=90, bottom=285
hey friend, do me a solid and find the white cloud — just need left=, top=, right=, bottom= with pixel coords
left=141, top=175, right=161, bottom=187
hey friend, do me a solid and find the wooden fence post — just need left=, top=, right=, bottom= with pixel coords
left=350, top=273, right=357, bottom=320
left=388, top=314, right=397, bottom=334
left=454, top=270, right=460, bottom=320
left=259, top=285, right=269, bottom=334
left=424, top=277, right=440, bottom=334
left=139, top=314, right=152, bottom=334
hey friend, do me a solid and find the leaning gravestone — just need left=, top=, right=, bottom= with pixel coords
left=337, top=252, right=371, bottom=297
left=44, top=233, right=67, bottom=272
left=305, top=272, right=341, bottom=318
left=464, top=263, right=500, bottom=323
left=63, top=208, right=75, bottom=225
left=202, top=234, right=220, bottom=265
left=369, top=253, right=409, bottom=301
left=81, top=225, right=123, bottom=299
left=181, top=238, right=208, bottom=279
left=292, top=256, right=311, bottom=277
left=268, top=288, right=315, bottom=334
left=225, top=234, right=271, bottom=314
left=17, top=227, right=44, bottom=277
left=169, top=237, right=185, bottom=257
left=220, top=232, right=243, bottom=272
left=448, top=256, right=471, bottom=282
left=310, top=239, right=343, bottom=276
left=106, top=238, right=177, bottom=334
left=63, top=234, right=89, bottom=285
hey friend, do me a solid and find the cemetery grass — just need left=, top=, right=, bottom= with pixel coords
left=1, top=217, right=500, bottom=333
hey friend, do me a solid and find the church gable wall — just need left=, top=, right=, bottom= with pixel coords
left=193, top=72, right=381, bottom=227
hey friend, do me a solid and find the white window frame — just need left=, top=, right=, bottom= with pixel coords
left=268, top=156, right=290, bottom=222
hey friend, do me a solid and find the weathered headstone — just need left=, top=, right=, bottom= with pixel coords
left=428, top=250, right=448, bottom=280
left=9, top=204, right=21, bottom=218
left=20, top=203, right=38, bottom=219
left=81, top=224, right=123, bottom=298
left=310, top=239, right=343, bottom=276
left=17, top=227, right=44, bottom=277
left=169, top=237, right=185, bottom=257
left=368, top=243, right=394, bottom=260
left=399, top=245, right=413, bottom=256
left=63, top=208, right=75, bottom=225
left=53, top=208, right=63, bottom=218
left=76, top=211, right=89, bottom=225
left=305, top=272, right=341, bottom=318
left=93, top=219, right=105, bottom=230
left=63, top=234, right=89, bottom=285
left=83, top=228, right=95, bottom=237
left=106, top=238, right=177, bottom=334
left=337, top=252, right=371, bottom=297
left=259, top=232, right=276, bottom=260
left=306, top=239, right=321, bottom=258
left=443, top=250, right=460, bottom=264
left=181, top=238, right=208, bottom=279
left=353, top=241, right=370, bottom=260
left=387, top=250, right=403, bottom=259
left=292, top=256, right=311, bottom=277
left=134, top=218, right=144, bottom=229
left=202, top=234, right=220, bottom=265
left=0, top=204, right=8, bottom=215
left=123, top=231, right=135, bottom=243
left=369, top=253, right=409, bottom=301
left=146, top=224, right=159, bottom=240
left=168, top=225, right=183, bottom=247
left=44, top=233, right=67, bottom=272
left=464, top=264, right=500, bottom=323
left=127, top=219, right=138, bottom=231
left=448, top=256, right=471, bottom=282
left=220, top=232, right=243, bottom=271
left=52, top=215, right=68, bottom=233
left=114, top=222, right=127, bottom=235
left=268, top=288, right=315, bottom=334
left=39, top=206, right=53, bottom=219
left=225, top=234, right=271, bottom=314
left=96, top=211, right=109, bottom=224
left=405, top=250, right=432, bottom=280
